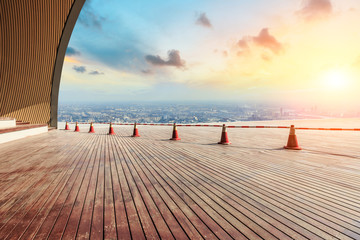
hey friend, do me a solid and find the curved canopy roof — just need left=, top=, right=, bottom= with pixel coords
left=0, top=0, right=85, bottom=127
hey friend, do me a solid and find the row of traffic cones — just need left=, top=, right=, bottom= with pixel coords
left=65, top=121, right=140, bottom=137
left=216, top=124, right=302, bottom=149
left=64, top=122, right=301, bottom=150
left=171, top=123, right=301, bottom=149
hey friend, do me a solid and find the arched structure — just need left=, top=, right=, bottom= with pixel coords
left=0, top=0, right=85, bottom=128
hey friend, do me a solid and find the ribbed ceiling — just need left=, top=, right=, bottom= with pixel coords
left=0, top=0, right=80, bottom=125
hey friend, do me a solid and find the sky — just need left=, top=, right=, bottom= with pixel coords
left=60, top=0, right=360, bottom=111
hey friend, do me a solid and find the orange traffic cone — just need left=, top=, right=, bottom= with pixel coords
left=74, top=122, right=80, bottom=132
left=108, top=122, right=115, bottom=135
left=89, top=122, right=95, bottom=133
left=132, top=122, right=140, bottom=137
left=284, top=125, right=302, bottom=150
left=170, top=123, right=181, bottom=140
left=218, top=124, right=231, bottom=145
left=65, top=121, right=70, bottom=130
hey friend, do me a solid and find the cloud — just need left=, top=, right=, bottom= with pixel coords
left=141, top=69, right=153, bottom=75
left=78, top=0, right=105, bottom=30
left=237, top=28, right=283, bottom=55
left=89, top=70, right=104, bottom=75
left=297, top=0, right=333, bottom=21
left=261, top=54, right=272, bottom=62
left=78, top=27, right=150, bottom=73
left=67, top=1, right=153, bottom=74
left=65, top=47, right=81, bottom=57
left=196, top=13, right=212, bottom=28
left=73, top=65, right=86, bottom=73
left=253, top=28, right=283, bottom=54
left=85, top=44, right=148, bottom=73
left=237, top=51, right=245, bottom=57
left=237, top=38, right=250, bottom=49
left=145, top=50, right=186, bottom=68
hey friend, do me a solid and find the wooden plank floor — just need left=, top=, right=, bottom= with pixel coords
left=0, top=122, right=360, bottom=239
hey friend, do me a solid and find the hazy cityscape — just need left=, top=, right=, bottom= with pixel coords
left=58, top=102, right=360, bottom=124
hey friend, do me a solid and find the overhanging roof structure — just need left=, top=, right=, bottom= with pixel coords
left=0, top=0, right=85, bottom=127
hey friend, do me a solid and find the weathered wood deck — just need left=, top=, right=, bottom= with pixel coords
left=0, top=123, right=359, bottom=239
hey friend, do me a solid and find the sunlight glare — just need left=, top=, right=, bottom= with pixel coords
left=322, top=69, right=350, bottom=89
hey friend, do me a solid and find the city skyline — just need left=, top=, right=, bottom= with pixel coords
left=61, top=0, right=360, bottom=112
left=58, top=102, right=360, bottom=125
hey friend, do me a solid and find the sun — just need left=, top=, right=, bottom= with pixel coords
left=321, top=69, right=350, bottom=89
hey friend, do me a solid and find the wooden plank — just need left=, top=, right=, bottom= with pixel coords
left=133, top=141, right=287, bottom=240
left=48, top=134, right=98, bottom=239
left=108, top=136, right=131, bottom=240
left=120, top=138, right=175, bottom=240
left=132, top=131, right=354, bottom=239
left=113, top=136, right=226, bottom=239
left=0, top=137, right=66, bottom=205
left=61, top=135, right=100, bottom=239
left=112, top=136, right=146, bottom=240
left=90, top=135, right=105, bottom=239
left=0, top=134, right=85, bottom=237
left=116, top=140, right=160, bottom=239
left=114, top=132, right=199, bottom=239
left=128, top=138, right=266, bottom=239
left=177, top=145, right=360, bottom=232
left=16, top=134, right=94, bottom=239
left=0, top=125, right=360, bottom=239
left=30, top=135, right=95, bottom=239
left=155, top=141, right=358, bottom=237
left=155, top=144, right=352, bottom=239
left=120, top=137, right=190, bottom=239
left=103, top=137, right=118, bottom=239
left=76, top=134, right=103, bottom=239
